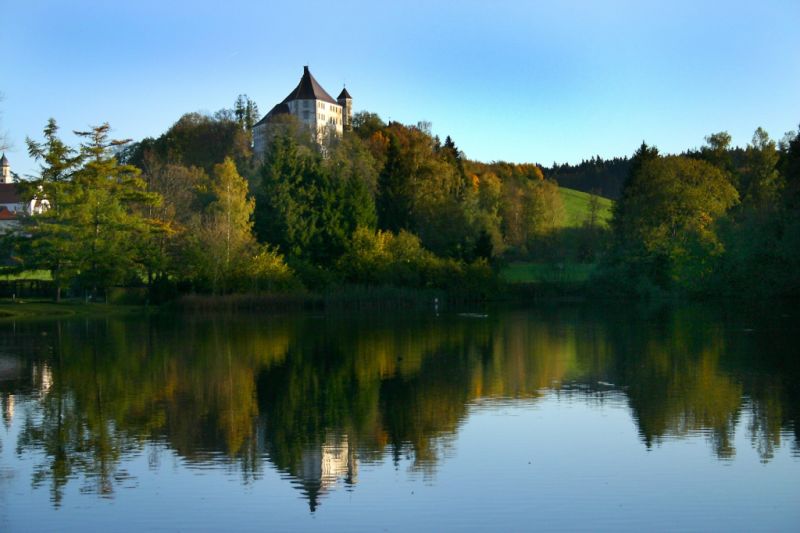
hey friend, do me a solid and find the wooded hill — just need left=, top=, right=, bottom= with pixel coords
left=6, top=98, right=799, bottom=301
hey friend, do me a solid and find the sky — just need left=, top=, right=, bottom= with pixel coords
left=2, top=0, right=799, bottom=178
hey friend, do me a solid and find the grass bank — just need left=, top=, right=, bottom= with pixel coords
left=0, top=270, right=53, bottom=282
left=169, top=285, right=448, bottom=314
left=500, top=261, right=596, bottom=284
left=0, top=298, right=152, bottom=319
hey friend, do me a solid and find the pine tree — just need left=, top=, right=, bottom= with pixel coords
left=20, top=119, right=82, bottom=300
left=71, top=124, right=161, bottom=298
left=377, top=134, right=412, bottom=232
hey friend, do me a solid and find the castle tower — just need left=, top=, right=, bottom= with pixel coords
left=337, top=87, right=352, bottom=132
left=1, top=154, right=10, bottom=184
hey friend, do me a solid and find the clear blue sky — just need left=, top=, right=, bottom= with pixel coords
left=2, top=0, right=799, bottom=178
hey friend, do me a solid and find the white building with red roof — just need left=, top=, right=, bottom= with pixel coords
left=0, top=155, right=44, bottom=233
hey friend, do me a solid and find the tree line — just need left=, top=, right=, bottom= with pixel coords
left=5, top=100, right=567, bottom=301
left=601, top=127, right=800, bottom=297
left=5, top=94, right=798, bottom=301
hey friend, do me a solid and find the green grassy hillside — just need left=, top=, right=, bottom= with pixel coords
left=559, top=187, right=614, bottom=227
left=499, top=188, right=614, bottom=284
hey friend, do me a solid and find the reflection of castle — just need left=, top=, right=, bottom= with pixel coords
left=2, top=393, right=14, bottom=428
left=1, top=362, right=51, bottom=428
left=292, top=434, right=358, bottom=512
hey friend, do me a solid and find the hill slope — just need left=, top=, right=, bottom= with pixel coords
left=559, top=187, right=614, bottom=228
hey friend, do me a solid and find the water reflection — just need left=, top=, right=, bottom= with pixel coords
left=1, top=303, right=798, bottom=510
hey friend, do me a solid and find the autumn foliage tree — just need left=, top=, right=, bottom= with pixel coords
left=607, top=152, right=738, bottom=293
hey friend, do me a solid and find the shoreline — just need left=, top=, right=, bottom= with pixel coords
left=0, top=299, right=154, bottom=319
left=3, top=288, right=796, bottom=321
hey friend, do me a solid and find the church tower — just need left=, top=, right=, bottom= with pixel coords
left=1, top=154, right=10, bottom=184
left=337, top=87, right=352, bottom=132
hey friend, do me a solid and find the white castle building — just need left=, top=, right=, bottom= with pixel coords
left=253, top=66, right=352, bottom=155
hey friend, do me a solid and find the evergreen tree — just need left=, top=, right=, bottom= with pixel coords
left=71, top=124, right=161, bottom=297
left=377, top=134, right=412, bottom=232
left=256, top=131, right=318, bottom=256
left=234, top=94, right=260, bottom=132
left=612, top=142, right=659, bottom=240
left=19, top=119, right=82, bottom=300
left=781, top=126, right=800, bottom=208
left=22, top=122, right=161, bottom=300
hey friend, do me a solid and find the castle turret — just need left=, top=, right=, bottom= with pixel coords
left=1, top=154, right=10, bottom=184
left=337, top=87, right=352, bottom=132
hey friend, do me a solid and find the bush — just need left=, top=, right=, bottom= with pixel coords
left=336, top=227, right=497, bottom=298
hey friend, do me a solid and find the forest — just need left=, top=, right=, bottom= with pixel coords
left=3, top=96, right=800, bottom=302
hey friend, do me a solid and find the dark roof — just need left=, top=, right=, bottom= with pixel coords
left=337, top=87, right=352, bottom=100
left=253, top=102, right=291, bottom=128
left=281, top=66, right=338, bottom=105
left=0, top=206, right=17, bottom=220
left=0, top=184, right=21, bottom=204
left=0, top=153, right=8, bottom=166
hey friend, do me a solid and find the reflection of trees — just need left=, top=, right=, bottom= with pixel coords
left=586, top=303, right=799, bottom=461
left=2, top=302, right=798, bottom=510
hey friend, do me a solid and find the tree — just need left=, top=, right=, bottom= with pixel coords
left=192, top=158, right=256, bottom=293
left=256, top=130, right=319, bottom=257
left=324, top=134, right=379, bottom=234
left=21, top=122, right=162, bottom=300
left=377, top=133, right=413, bottom=232
left=612, top=142, right=660, bottom=241
left=609, top=155, right=738, bottom=291
left=500, top=172, right=564, bottom=255
left=740, top=127, right=783, bottom=211
left=18, top=119, right=82, bottom=300
left=781, top=125, right=800, bottom=208
left=713, top=126, right=800, bottom=297
left=70, top=124, right=162, bottom=297
left=700, top=131, right=734, bottom=177
left=120, top=111, right=253, bottom=178
left=352, top=111, right=386, bottom=140
left=234, top=94, right=260, bottom=132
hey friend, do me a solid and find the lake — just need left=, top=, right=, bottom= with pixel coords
left=1, top=302, right=798, bottom=531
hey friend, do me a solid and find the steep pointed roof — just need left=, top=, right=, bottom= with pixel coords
left=337, top=87, right=352, bottom=100
left=282, top=66, right=338, bottom=105
left=0, top=153, right=8, bottom=166
left=253, top=102, right=291, bottom=128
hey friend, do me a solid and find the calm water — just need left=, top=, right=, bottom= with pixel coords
left=0, top=303, right=798, bottom=531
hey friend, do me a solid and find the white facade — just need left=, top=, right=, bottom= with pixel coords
left=285, top=98, right=343, bottom=144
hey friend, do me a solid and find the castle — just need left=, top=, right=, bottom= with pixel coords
left=253, top=66, right=352, bottom=155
